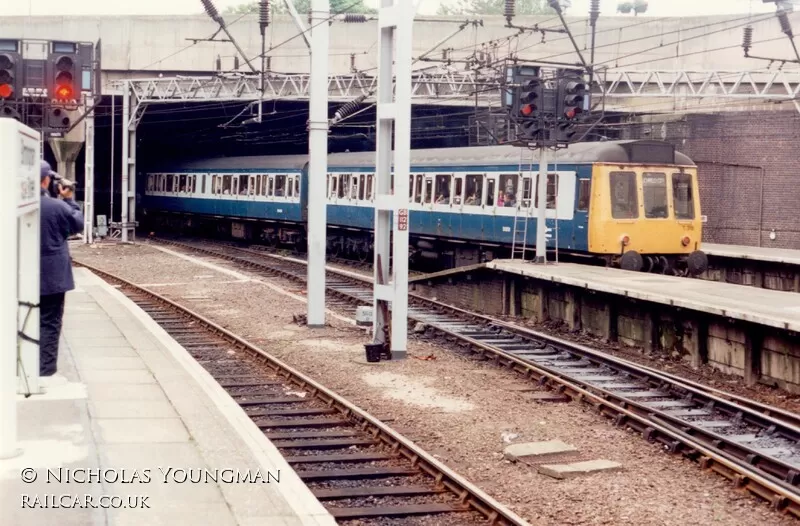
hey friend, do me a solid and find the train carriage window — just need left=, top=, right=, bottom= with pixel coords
left=521, top=177, right=532, bottom=207
left=222, top=175, right=232, bottom=195
left=547, top=174, right=558, bottom=209
left=464, top=174, right=483, bottom=206
left=577, top=179, right=591, bottom=211
left=499, top=174, right=518, bottom=207
left=408, top=175, right=413, bottom=199
left=414, top=175, right=423, bottom=203
left=453, top=178, right=463, bottom=205
left=275, top=175, right=287, bottom=197
left=366, top=174, right=374, bottom=200
left=351, top=175, right=359, bottom=200
left=609, top=171, right=638, bottom=219
left=435, top=175, right=451, bottom=205
left=261, top=175, right=268, bottom=196
left=286, top=176, right=293, bottom=198
left=201, top=175, right=206, bottom=194
left=166, top=174, right=174, bottom=193
left=337, top=174, right=349, bottom=199
left=147, top=175, right=154, bottom=192
left=294, top=177, right=299, bottom=198
left=422, top=178, right=432, bottom=204
left=485, top=179, right=496, bottom=207
left=359, top=174, right=366, bottom=200
left=672, top=173, right=695, bottom=220
left=179, top=174, right=186, bottom=193
left=268, top=176, right=275, bottom=197
left=643, top=172, right=668, bottom=218
left=237, top=174, right=247, bottom=195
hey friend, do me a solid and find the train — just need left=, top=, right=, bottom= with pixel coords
left=140, top=139, right=709, bottom=276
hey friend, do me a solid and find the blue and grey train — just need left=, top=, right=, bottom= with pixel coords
left=141, top=140, right=708, bottom=275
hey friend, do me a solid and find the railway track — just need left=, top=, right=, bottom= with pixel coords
left=73, top=259, right=528, bottom=526
left=145, top=236, right=800, bottom=518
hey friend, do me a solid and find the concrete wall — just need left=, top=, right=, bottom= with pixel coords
left=623, top=111, right=800, bottom=249
left=411, top=269, right=800, bottom=393
left=4, top=12, right=800, bottom=76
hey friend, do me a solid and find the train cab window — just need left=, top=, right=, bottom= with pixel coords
left=499, top=174, right=518, bottom=207
left=642, top=172, right=668, bottom=218
left=672, top=173, right=695, bottom=220
left=453, top=178, right=464, bottom=205
left=274, top=175, right=287, bottom=197
left=366, top=174, right=374, bottom=200
left=609, top=171, right=638, bottom=219
left=577, top=179, right=591, bottom=211
left=435, top=175, right=451, bottom=205
left=464, top=174, right=483, bottom=206
left=485, top=179, right=496, bottom=207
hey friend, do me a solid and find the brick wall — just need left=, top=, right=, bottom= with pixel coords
left=622, top=110, right=800, bottom=248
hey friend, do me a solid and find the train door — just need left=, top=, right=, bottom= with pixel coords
left=432, top=174, right=453, bottom=236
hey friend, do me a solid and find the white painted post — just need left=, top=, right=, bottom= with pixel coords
left=84, top=92, right=95, bottom=244
left=307, top=0, right=330, bottom=328
left=0, top=119, right=41, bottom=459
left=120, top=80, right=130, bottom=243
left=372, top=0, right=415, bottom=359
left=534, top=146, right=548, bottom=263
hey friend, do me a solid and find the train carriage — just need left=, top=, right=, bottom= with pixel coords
left=140, top=139, right=708, bottom=275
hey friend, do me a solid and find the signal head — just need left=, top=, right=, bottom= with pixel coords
left=0, top=53, right=16, bottom=100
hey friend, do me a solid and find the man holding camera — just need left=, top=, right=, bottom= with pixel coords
left=39, top=160, right=84, bottom=381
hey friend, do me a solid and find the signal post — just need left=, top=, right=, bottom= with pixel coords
left=505, top=64, right=591, bottom=264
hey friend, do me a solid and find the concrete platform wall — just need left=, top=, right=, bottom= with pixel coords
left=411, top=269, right=800, bottom=393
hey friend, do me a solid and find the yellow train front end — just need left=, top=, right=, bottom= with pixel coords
left=587, top=162, right=708, bottom=276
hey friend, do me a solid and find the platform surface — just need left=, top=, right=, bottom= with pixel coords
left=704, top=243, right=800, bottom=265
left=0, top=268, right=336, bottom=526
left=487, top=260, right=800, bottom=332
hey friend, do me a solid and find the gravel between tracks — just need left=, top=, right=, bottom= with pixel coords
left=71, top=241, right=797, bottom=526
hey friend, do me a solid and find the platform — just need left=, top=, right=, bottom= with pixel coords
left=0, top=268, right=336, bottom=526
left=704, top=243, right=800, bottom=266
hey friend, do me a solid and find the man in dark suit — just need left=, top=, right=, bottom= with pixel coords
left=39, top=160, right=83, bottom=379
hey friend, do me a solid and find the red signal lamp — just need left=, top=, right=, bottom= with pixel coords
left=520, top=104, right=535, bottom=116
left=565, top=107, right=583, bottom=119
left=0, top=83, right=12, bottom=98
left=55, top=84, right=74, bottom=99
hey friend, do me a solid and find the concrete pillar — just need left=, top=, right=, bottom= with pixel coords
left=682, top=318, right=703, bottom=369
left=48, top=139, right=84, bottom=182
left=642, top=310, right=656, bottom=353
left=607, top=302, right=618, bottom=343
left=743, top=327, right=763, bottom=387
left=753, top=268, right=764, bottom=289
left=534, top=285, right=548, bottom=323
left=564, top=289, right=582, bottom=332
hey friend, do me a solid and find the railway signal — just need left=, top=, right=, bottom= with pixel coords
left=555, top=70, right=588, bottom=143
left=47, top=42, right=81, bottom=102
left=0, top=51, right=20, bottom=102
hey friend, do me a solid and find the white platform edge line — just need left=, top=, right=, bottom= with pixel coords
left=485, top=262, right=800, bottom=333
left=77, top=268, right=337, bottom=526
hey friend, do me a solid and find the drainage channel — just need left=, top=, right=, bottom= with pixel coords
left=74, top=260, right=528, bottom=526
left=149, top=236, right=800, bottom=518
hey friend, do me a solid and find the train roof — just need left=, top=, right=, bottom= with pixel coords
left=327, top=140, right=695, bottom=168
left=152, top=140, right=694, bottom=172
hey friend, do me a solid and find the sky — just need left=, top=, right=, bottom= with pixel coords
left=0, top=0, right=787, bottom=17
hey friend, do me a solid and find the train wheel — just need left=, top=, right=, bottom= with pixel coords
left=620, top=250, right=643, bottom=272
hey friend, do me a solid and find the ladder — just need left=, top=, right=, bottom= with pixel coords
left=511, top=206, right=529, bottom=260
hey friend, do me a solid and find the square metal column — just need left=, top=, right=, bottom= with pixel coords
left=83, top=93, right=95, bottom=244
left=372, top=0, right=415, bottom=359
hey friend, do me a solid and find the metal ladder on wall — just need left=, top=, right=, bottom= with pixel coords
left=511, top=206, right=530, bottom=260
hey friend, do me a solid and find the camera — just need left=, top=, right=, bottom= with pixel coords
left=47, top=171, right=75, bottom=199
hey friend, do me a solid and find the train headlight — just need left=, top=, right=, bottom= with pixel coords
left=681, top=236, right=690, bottom=247
left=621, top=235, right=630, bottom=246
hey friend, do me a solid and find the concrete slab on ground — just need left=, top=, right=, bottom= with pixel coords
left=537, top=459, right=624, bottom=479
left=504, top=440, right=578, bottom=461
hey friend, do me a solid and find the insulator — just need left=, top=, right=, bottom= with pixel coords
left=215, top=55, right=222, bottom=71
left=742, top=26, right=753, bottom=52
left=343, top=13, right=368, bottom=23
left=504, top=0, right=515, bottom=19
left=778, top=11, right=793, bottom=37
left=201, top=0, right=220, bottom=20
left=259, top=0, right=271, bottom=29
left=266, top=56, right=272, bottom=71
left=590, top=0, right=600, bottom=23
left=332, top=94, right=367, bottom=123
left=234, top=56, right=240, bottom=70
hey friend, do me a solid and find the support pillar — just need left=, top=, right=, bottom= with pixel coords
left=83, top=93, right=95, bottom=244
left=306, top=0, right=330, bottom=328
left=534, top=147, right=548, bottom=263
left=119, top=81, right=138, bottom=243
left=372, top=0, right=415, bottom=359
